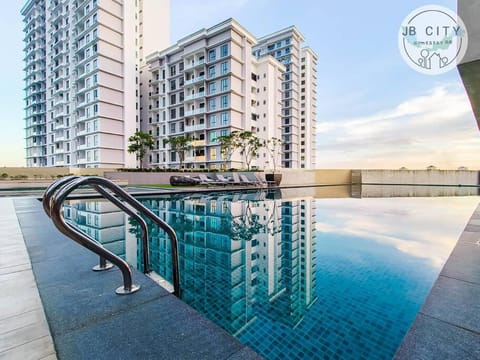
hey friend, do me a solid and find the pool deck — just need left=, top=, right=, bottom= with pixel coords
left=1, top=196, right=262, bottom=360
left=395, top=204, right=480, bottom=359
left=2, top=192, right=480, bottom=359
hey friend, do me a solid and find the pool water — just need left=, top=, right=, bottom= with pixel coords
left=64, top=186, right=479, bottom=359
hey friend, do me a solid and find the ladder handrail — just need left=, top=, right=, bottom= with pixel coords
left=42, top=176, right=180, bottom=296
left=43, top=175, right=79, bottom=218
left=91, top=184, right=151, bottom=274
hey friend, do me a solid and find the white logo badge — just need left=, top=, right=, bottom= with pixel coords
left=399, top=5, right=468, bottom=75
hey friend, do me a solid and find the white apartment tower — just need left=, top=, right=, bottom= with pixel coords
left=141, top=19, right=284, bottom=170
left=22, top=0, right=170, bottom=168
left=23, top=0, right=47, bottom=166
left=253, top=27, right=317, bottom=169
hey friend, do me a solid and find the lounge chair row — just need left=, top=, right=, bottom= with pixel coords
left=193, top=173, right=269, bottom=187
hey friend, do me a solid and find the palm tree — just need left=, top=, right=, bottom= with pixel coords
left=127, top=131, right=154, bottom=169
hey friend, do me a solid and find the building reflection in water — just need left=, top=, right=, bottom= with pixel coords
left=352, top=184, right=480, bottom=198
left=64, top=189, right=318, bottom=336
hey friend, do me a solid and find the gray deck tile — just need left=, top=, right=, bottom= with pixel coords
left=0, top=321, right=50, bottom=354
left=457, top=230, right=480, bottom=244
left=421, top=275, right=480, bottom=334
left=395, top=314, right=480, bottom=360
left=0, top=270, right=42, bottom=321
left=0, top=335, right=56, bottom=360
left=0, top=308, right=48, bottom=336
left=469, top=218, right=480, bottom=226
left=0, top=262, right=31, bottom=276
left=465, top=224, right=480, bottom=232
left=55, top=295, right=245, bottom=360
left=441, top=242, right=480, bottom=284
left=0, top=197, right=56, bottom=360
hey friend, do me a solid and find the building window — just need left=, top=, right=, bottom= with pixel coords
left=170, top=123, right=176, bottom=133
left=170, top=94, right=176, bottom=105
left=221, top=95, right=228, bottom=108
left=210, top=114, right=217, bottom=127
left=208, top=66, right=216, bottom=78
left=170, top=65, right=176, bottom=77
left=170, top=108, right=176, bottom=119
left=209, top=82, right=216, bottom=95
left=209, top=98, right=216, bottom=111
left=220, top=129, right=228, bottom=137
left=170, top=80, right=176, bottom=91
left=209, top=131, right=217, bottom=143
left=220, top=78, right=228, bottom=91
left=221, top=112, right=229, bottom=125
left=221, top=61, right=228, bottom=74
left=220, top=44, right=229, bottom=57
left=210, top=148, right=217, bottom=160
left=208, top=49, right=216, bottom=61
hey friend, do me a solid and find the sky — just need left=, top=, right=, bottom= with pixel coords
left=1, top=0, right=478, bottom=169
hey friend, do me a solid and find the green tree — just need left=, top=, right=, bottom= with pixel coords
left=218, top=131, right=239, bottom=170
left=237, top=131, right=262, bottom=171
left=127, top=131, right=154, bottom=169
left=163, top=135, right=193, bottom=170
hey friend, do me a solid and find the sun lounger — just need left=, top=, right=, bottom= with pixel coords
left=195, top=174, right=226, bottom=186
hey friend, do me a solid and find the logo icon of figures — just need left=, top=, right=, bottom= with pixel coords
left=399, top=6, right=468, bottom=75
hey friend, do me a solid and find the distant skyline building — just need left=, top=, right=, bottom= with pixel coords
left=141, top=18, right=317, bottom=170
left=22, top=0, right=169, bottom=168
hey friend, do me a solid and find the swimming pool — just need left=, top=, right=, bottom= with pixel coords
left=64, top=185, right=480, bottom=359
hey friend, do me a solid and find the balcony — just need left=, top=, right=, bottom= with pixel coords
left=185, top=124, right=206, bottom=132
left=185, top=156, right=206, bottom=162
left=185, top=108, right=205, bottom=117
left=184, top=76, right=205, bottom=86
left=184, top=92, right=205, bottom=101
left=184, top=59, right=205, bottom=70
left=192, top=140, right=206, bottom=147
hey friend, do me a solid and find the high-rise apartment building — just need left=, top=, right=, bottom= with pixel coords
left=253, top=28, right=318, bottom=169
left=22, top=0, right=169, bottom=168
left=141, top=19, right=284, bottom=170
left=141, top=19, right=316, bottom=170
left=23, top=0, right=47, bottom=166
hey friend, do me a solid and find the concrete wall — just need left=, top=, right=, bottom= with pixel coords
left=356, top=184, right=479, bottom=198
left=357, top=170, right=479, bottom=186
left=280, top=169, right=352, bottom=186
left=0, top=167, right=109, bottom=179
left=458, top=0, right=480, bottom=129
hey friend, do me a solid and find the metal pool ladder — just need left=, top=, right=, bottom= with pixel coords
left=42, top=176, right=180, bottom=296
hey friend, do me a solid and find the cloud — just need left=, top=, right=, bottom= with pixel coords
left=315, top=197, right=479, bottom=268
left=316, top=84, right=480, bottom=169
